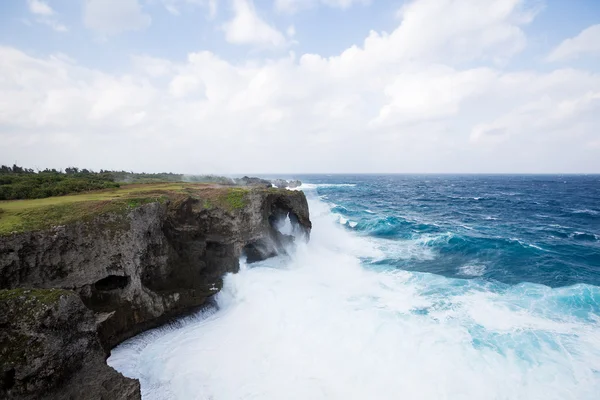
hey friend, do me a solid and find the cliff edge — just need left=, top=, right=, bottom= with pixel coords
left=0, top=183, right=311, bottom=399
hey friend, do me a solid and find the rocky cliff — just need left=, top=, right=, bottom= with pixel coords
left=0, top=185, right=311, bottom=399
left=0, top=288, right=140, bottom=399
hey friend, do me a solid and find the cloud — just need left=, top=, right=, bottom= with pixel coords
left=83, top=0, right=151, bottom=35
left=2, top=0, right=599, bottom=173
left=27, top=0, right=54, bottom=15
left=161, top=0, right=219, bottom=18
left=471, top=70, right=600, bottom=144
left=38, top=19, right=68, bottom=32
left=275, top=0, right=369, bottom=14
left=547, top=24, right=600, bottom=62
left=26, top=0, right=68, bottom=32
left=286, top=25, right=295, bottom=37
left=222, top=0, right=286, bottom=47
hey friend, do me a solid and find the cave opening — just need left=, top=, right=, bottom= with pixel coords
left=2, top=368, right=15, bottom=391
left=94, top=275, right=130, bottom=291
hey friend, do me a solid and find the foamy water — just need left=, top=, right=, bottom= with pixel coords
left=109, top=193, right=600, bottom=400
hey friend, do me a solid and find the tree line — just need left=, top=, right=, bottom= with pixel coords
left=0, top=165, right=236, bottom=200
left=0, top=165, right=120, bottom=200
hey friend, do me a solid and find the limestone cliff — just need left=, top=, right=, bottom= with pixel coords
left=0, top=185, right=311, bottom=399
left=0, top=288, right=140, bottom=400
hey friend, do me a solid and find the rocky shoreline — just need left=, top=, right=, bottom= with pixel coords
left=0, top=186, right=311, bottom=399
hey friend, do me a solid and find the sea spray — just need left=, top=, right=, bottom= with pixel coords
left=109, top=189, right=600, bottom=400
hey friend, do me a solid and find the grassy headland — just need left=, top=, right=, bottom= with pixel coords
left=0, top=164, right=235, bottom=201
left=0, top=182, right=283, bottom=236
left=0, top=165, right=285, bottom=235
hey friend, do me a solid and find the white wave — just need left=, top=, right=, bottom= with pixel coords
left=510, top=237, right=545, bottom=250
left=528, top=243, right=545, bottom=251
left=293, top=183, right=357, bottom=191
left=458, top=264, right=486, bottom=277
left=349, top=221, right=358, bottom=228
left=361, top=232, right=453, bottom=263
left=500, top=192, right=521, bottom=196
left=109, top=195, right=600, bottom=400
left=365, top=209, right=375, bottom=214
left=572, top=209, right=599, bottom=216
left=363, top=236, right=436, bottom=262
left=571, top=232, right=598, bottom=241
left=414, top=232, right=454, bottom=246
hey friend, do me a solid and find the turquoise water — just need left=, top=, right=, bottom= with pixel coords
left=303, top=175, right=600, bottom=287
left=109, top=175, right=600, bottom=400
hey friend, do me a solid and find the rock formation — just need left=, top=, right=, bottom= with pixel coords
left=0, top=186, right=311, bottom=399
left=234, top=176, right=272, bottom=188
left=0, top=288, right=140, bottom=399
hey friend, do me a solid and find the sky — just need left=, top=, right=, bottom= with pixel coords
left=0, top=0, right=599, bottom=174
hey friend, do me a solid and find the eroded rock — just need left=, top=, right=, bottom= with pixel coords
left=0, top=288, right=140, bottom=400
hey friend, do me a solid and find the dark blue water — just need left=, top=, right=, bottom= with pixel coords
left=295, top=175, right=600, bottom=288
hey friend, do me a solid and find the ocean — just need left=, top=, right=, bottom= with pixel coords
left=109, top=175, right=600, bottom=399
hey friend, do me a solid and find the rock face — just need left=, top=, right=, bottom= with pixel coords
left=234, top=176, right=272, bottom=188
left=0, top=288, right=140, bottom=399
left=0, top=187, right=311, bottom=399
left=0, top=188, right=310, bottom=350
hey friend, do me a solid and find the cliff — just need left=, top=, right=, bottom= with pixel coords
left=0, top=288, right=140, bottom=399
left=0, top=184, right=311, bottom=399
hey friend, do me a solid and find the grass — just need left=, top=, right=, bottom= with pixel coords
left=199, top=187, right=250, bottom=211
left=0, top=183, right=285, bottom=236
left=225, top=188, right=249, bottom=209
left=0, top=183, right=192, bottom=236
left=0, top=287, right=71, bottom=304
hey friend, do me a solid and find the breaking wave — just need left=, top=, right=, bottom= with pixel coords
left=109, top=187, right=600, bottom=400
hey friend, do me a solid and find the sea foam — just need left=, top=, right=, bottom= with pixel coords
left=109, top=194, right=600, bottom=400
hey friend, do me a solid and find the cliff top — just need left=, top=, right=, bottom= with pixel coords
left=0, top=183, right=288, bottom=236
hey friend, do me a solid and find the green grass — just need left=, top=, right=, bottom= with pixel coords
left=224, top=188, right=249, bottom=209
left=0, top=183, right=290, bottom=236
left=0, top=288, right=71, bottom=304
left=199, top=187, right=250, bottom=211
left=0, top=183, right=189, bottom=236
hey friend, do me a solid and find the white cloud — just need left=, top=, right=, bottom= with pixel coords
left=286, top=25, right=296, bottom=37
left=83, top=0, right=151, bottom=35
left=27, top=0, right=54, bottom=15
left=2, top=0, right=599, bottom=173
left=547, top=24, right=600, bottom=62
left=38, top=18, right=68, bottom=32
left=26, top=0, right=68, bottom=32
left=275, top=0, right=368, bottom=14
left=223, top=0, right=286, bottom=47
left=131, top=55, right=174, bottom=77
left=373, top=66, right=498, bottom=126
left=161, top=0, right=219, bottom=18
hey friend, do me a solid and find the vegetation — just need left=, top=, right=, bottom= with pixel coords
left=0, top=288, right=71, bottom=305
left=0, top=183, right=178, bottom=235
left=0, top=164, right=235, bottom=200
left=0, top=183, right=281, bottom=235
left=0, top=165, right=119, bottom=200
left=199, top=187, right=250, bottom=211
left=224, top=188, right=249, bottom=209
left=0, top=165, right=285, bottom=235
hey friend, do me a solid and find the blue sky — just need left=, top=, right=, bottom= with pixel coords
left=1, top=0, right=599, bottom=173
